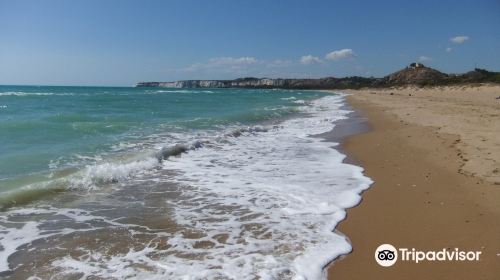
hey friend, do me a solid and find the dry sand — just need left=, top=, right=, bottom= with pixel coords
left=327, top=85, right=500, bottom=279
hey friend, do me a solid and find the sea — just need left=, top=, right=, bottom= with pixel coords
left=0, top=85, right=372, bottom=279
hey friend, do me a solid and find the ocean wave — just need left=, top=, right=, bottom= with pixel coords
left=0, top=133, right=248, bottom=209
left=0, top=92, right=75, bottom=97
left=0, top=94, right=373, bottom=279
left=61, top=128, right=271, bottom=188
left=149, top=90, right=215, bottom=94
left=0, top=183, right=65, bottom=211
left=152, top=95, right=372, bottom=279
left=0, top=207, right=151, bottom=273
left=224, top=126, right=269, bottom=138
left=46, top=95, right=371, bottom=279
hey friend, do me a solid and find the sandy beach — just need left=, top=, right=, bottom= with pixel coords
left=328, top=85, right=500, bottom=279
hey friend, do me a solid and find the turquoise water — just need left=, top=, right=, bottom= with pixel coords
left=0, top=86, right=325, bottom=195
left=0, top=86, right=374, bottom=279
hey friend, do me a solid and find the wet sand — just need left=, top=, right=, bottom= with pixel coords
left=327, top=85, right=500, bottom=279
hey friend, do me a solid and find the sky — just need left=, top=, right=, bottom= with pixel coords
left=0, top=0, right=499, bottom=86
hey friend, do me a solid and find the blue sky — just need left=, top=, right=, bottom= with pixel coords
left=0, top=0, right=499, bottom=86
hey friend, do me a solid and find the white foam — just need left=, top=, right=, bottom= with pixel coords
left=150, top=90, right=215, bottom=94
left=0, top=92, right=75, bottom=97
left=158, top=94, right=371, bottom=279
left=2, top=94, right=372, bottom=279
left=68, top=157, right=159, bottom=189
left=0, top=221, right=40, bottom=272
left=0, top=207, right=139, bottom=273
left=48, top=94, right=372, bottom=279
left=3, top=155, right=161, bottom=196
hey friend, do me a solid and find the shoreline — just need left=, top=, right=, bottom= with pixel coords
left=0, top=90, right=372, bottom=278
left=326, top=85, right=500, bottom=279
left=316, top=97, right=370, bottom=164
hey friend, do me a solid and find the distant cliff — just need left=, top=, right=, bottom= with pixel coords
left=137, top=77, right=377, bottom=89
left=136, top=63, right=500, bottom=89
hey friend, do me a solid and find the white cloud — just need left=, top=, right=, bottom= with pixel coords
left=450, top=36, right=469, bottom=44
left=207, top=56, right=257, bottom=66
left=266, top=59, right=292, bottom=68
left=418, top=56, right=431, bottom=62
left=183, top=56, right=258, bottom=72
left=445, top=47, right=453, bottom=52
left=325, top=48, right=355, bottom=60
left=300, top=55, right=322, bottom=65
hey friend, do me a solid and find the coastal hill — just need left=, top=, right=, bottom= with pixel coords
left=383, top=62, right=448, bottom=85
left=137, top=63, right=500, bottom=89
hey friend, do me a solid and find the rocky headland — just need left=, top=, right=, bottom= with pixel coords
left=137, top=63, right=500, bottom=89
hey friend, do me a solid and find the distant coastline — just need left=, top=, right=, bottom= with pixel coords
left=137, top=63, right=500, bottom=89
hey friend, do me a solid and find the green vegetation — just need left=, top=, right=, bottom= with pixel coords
left=137, top=64, right=500, bottom=89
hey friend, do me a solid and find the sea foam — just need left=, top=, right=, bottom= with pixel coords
left=157, top=94, right=373, bottom=279
left=50, top=94, right=371, bottom=279
left=0, top=94, right=372, bottom=279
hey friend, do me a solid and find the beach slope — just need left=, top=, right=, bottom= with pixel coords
left=328, top=85, right=500, bottom=279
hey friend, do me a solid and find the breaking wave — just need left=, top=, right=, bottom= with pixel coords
left=0, top=94, right=372, bottom=280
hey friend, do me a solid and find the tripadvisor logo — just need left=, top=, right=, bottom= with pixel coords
left=375, top=244, right=482, bottom=267
left=375, top=244, right=398, bottom=267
